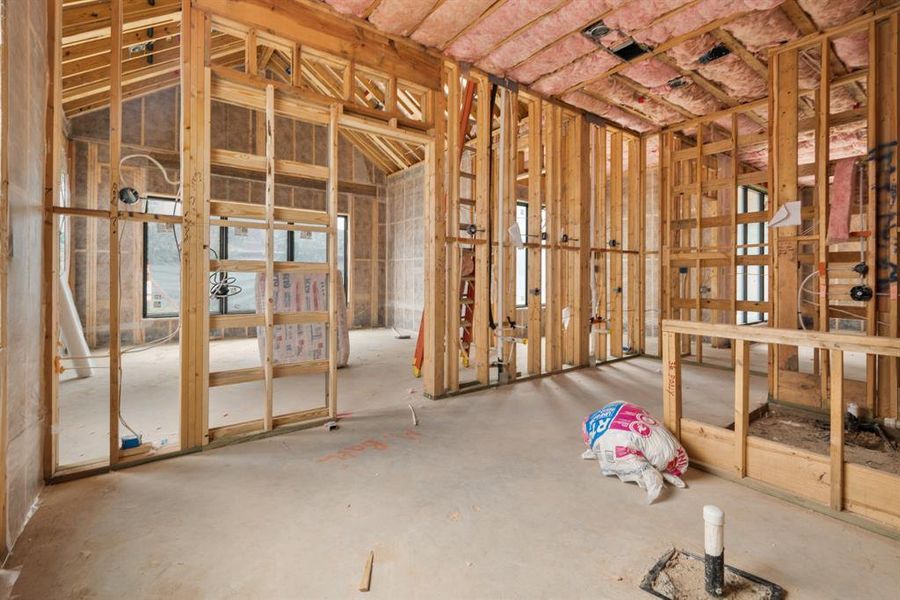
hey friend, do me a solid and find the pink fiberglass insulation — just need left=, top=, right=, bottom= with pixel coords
left=723, top=7, right=800, bottom=53
left=532, top=49, right=622, bottom=96
left=832, top=31, right=869, bottom=69
left=602, top=0, right=686, bottom=39
left=410, top=0, right=494, bottom=49
left=799, top=0, right=871, bottom=68
left=667, top=34, right=766, bottom=100
left=370, top=0, right=445, bottom=37
left=445, top=1, right=563, bottom=64
left=635, top=0, right=782, bottom=47
left=504, top=33, right=596, bottom=84
left=563, top=91, right=656, bottom=132
left=323, top=0, right=375, bottom=18
left=798, top=0, right=869, bottom=29
left=656, top=81, right=723, bottom=115
left=621, top=58, right=681, bottom=89
left=478, top=0, right=615, bottom=74
left=585, top=79, right=683, bottom=125
left=827, top=157, right=856, bottom=243
left=666, top=34, right=718, bottom=70
left=698, top=54, right=767, bottom=100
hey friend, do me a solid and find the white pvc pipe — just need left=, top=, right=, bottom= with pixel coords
left=703, top=504, right=725, bottom=557
left=58, top=276, right=93, bottom=378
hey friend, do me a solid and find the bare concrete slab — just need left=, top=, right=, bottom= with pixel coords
left=8, top=362, right=899, bottom=599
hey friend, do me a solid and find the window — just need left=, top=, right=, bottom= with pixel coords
left=513, top=201, right=547, bottom=307
left=143, top=197, right=349, bottom=317
left=736, top=186, right=769, bottom=325
left=143, top=198, right=182, bottom=318
left=515, top=203, right=527, bottom=306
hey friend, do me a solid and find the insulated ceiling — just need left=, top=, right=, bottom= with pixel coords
left=320, top=0, right=886, bottom=133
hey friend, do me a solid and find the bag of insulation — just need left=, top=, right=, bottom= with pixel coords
left=581, top=401, right=689, bottom=504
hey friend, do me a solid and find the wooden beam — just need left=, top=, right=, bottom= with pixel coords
left=734, top=339, right=750, bottom=478
left=327, top=104, right=339, bottom=418
left=108, top=0, right=123, bottom=465
left=830, top=349, right=844, bottom=511
left=263, top=84, right=274, bottom=431
left=423, top=72, right=447, bottom=397
left=608, top=131, right=623, bottom=357
left=526, top=97, right=543, bottom=375
left=194, top=0, right=441, bottom=89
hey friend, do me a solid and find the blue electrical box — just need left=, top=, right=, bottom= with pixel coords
left=121, top=435, right=141, bottom=450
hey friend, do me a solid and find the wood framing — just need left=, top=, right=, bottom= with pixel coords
left=663, top=319, right=900, bottom=532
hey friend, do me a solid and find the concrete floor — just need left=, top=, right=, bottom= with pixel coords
left=9, top=357, right=900, bottom=599
left=57, top=329, right=425, bottom=467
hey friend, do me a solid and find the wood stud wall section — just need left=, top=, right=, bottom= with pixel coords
left=768, top=8, right=900, bottom=417
left=43, top=0, right=647, bottom=480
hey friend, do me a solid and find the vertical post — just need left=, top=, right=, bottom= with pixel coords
left=816, top=40, right=831, bottom=404
left=180, top=5, right=210, bottom=448
left=730, top=115, right=739, bottom=366
left=474, top=76, right=491, bottom=383
left=327, top=105, right=339, bottom=417
left=734, top=339, right=750, bottom=478
left=658, top=132, right=668, bottom=353
left=628, top=136, right=641, bottom=356
left=693, top=127, right=703, bottom=364
left=424, top=75, right=447, bottom=397
left=526, top=98, right=542, bottom=375
left=609, top=131, right=623, bottom=357
left=773, top=48, right=800, bottom=393
left=108, top=0, right=123, bottom=464
left=830, top=348, right=844, bottom=511
left=502, top=89, right=518, bottom=379
left=543, top=104, right=561, bottom=371
left=43, top=0, right=63, bottom=477
left=446, top=63, right=460, bottom=392
left=638, top=135, right=647, bottom=354
left=263, top=85, right=275, bottom=431
left=573, top=116, right=591, bottom=366
left=662, top=328, right=682, bottom=439
left=865, top=22, right=878, bottom=415
left=593, top=126, right=607, bottom=363
left=245, top=29, right=258, bottom=75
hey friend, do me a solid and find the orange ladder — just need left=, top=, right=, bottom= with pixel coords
left=413, top=80, right=477, bottom=377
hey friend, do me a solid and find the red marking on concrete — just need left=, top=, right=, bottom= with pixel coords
left=318, top=429, right=422, bottom=463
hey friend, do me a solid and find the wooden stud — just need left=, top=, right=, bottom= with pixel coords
left=573, top=116, right=591, bottom=366
left=544, top=103, right=562, bottom=371
left=829, top=349, right=844, bottom=511
left=445, top=64, right=461, bottom=392
left=423, top=75, right=446, bottom=397
left=526, top=98, right=542, bottom=375
left=593, top=126, right=607, bottom=363
left=263, top=84, right=275, bottom=431
left=609, top=131, right=623, bottom=357
left=662, top=331, right=682, bottom=439
left=327, top=104, right=339, bottom=417
left=473, top=76, right=491, bottom=383
left=773, top=48, right=800, bottom=393
left=628, top=137, right=641, bottom=356
left=816, top=40, right=831, bottom=403
left=108, top=0, right=123, bottom=465
left=503, top=89, right=518, bottom=379
left=734, top=339, right=750, bottom=478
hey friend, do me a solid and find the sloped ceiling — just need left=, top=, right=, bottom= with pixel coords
left=320, top=0, right=888, bottom=133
